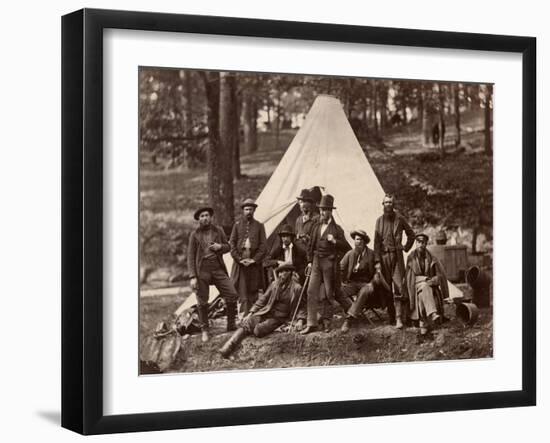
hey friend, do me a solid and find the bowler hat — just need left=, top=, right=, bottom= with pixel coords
left=275, top=263, right=295, bottom=273
left=317, top=194, right=336, bottom=209
left=296, top=188, right=314, bottom=202
left=241, top=198, right=258, bottom=209
left=415, top=233, right=429, bottom=242
left=194, top=206, right=214, bottom=220
left=350, top=229, right=370, bottom=244
left=278, top=224, right=295, bottom=237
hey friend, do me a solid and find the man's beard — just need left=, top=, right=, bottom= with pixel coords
left=245, top=213, right=253, bottom=220
left=383, top=206, right=394, bottom=215
left=199, top=220, right=211, bottom=228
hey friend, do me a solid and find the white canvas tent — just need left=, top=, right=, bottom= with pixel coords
left=204, top=94, right=462, bottom=303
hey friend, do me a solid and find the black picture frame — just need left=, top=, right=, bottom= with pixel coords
left=61, top=8, right=536, bottom=435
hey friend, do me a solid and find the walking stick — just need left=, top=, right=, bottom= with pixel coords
left=288, top=266, right=311, bottom=332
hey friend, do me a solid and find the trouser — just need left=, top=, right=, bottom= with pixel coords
left=306, top=256, right=352, bottom=326
left=196, top=260, right=238, bottom=329
left=411, top=278, right=438, bottom=321
left=235, top=264, right=263, bottom=316
left=241, top=314, right=283, bottom=337
left=380, top=251, right=406, bottom=323
left=343, top=281, right=375, bottom=319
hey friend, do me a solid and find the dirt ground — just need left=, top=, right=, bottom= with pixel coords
left=140, top=288, right=493, bottom=374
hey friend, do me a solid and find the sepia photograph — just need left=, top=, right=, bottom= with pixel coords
left=138, top=68, right=494, bottom=375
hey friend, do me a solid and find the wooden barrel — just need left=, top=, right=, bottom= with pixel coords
left=443, top=245, right=468, bottom=282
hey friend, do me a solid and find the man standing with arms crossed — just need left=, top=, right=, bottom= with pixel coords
left=373, top=194, right=415, bottom=329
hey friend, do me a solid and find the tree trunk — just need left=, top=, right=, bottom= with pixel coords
left=242, top=87, right=258, bottom=153
left=484, top=84, right=493, bottom=155
left=437, top=83, right=446, bottom=158
left=233, top=88, right=242, bottom=179
left=274, top=91, right=281, bottom=150
left=219, top=72, right=236, bottom=225
left=379, top=82, right=388, bottom=133
left=454, top=83, right=461, bottom=147
left=371, top=80, right=379, bottom=140
left=182, top=70, right=195, bottom=168
left=420, top=84, right=429, bottom=146
left=200, top=71, right=225, bottom=225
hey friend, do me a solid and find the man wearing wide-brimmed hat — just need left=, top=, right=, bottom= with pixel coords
left=187, top=207, right=239, bottom=342
left=300, top=194, right=352, bottom=334
left=373, top=194, right=416, bottom=329
left=219, top=263, right=303, bottom=358
left=339, top=230, right=383, bottom=333
left=404, top=233, right=449, bottom=335
left=229, top=198, right=267, bottom=316
left=294, top=188, right=320, bottom=252
left=264, top=224, right=308, bottom=284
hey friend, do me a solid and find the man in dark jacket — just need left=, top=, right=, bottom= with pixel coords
left=294, top=188, right=320, bottom=252
left=264, top=224, right=308, bottom=284
left=373, top=194, right=415, bottom=328
left=339, top=230, right=383, bottom=333
left=300, top=194, right=352, bottom=334
left=219, top=263, right=303, bottom=358
left=230, top=198, right=267, bottom=317
left=187, top=207, right=238, bottom=342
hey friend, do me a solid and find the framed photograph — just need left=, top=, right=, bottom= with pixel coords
left=62, top=8, right=536, bottom=435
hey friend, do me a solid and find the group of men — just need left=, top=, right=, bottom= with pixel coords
left=187, top=190, right=449, bottom=358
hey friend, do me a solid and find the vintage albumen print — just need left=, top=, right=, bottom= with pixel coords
left=139, top=68, right=493, bottom=374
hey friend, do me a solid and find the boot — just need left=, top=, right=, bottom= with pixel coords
left=341, top=317, right=352, bottom=333
left=219, top=327, right=247, bottom=358
left=386, top=296, right=396, bottom=326
left=394, top=300, right=403, bottom=329
left=419, top=320, right=428, bottom=335
left=294, top=318, right=305, bottom=331
left=226, top=301, right=237, bottom=332
left=299, top=325, right=318, bottom=335
left=198, top=304, right=210, bottom=342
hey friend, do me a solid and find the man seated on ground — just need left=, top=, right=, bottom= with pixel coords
left=219, top=263, right=303, bottom=358
left=339, top=230, right=383, bottom=333
left=404, top=233, right=449, bottom=335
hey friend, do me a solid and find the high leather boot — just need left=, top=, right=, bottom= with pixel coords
left=226, top=301, right=237, bottom=332
left=386, top=295, right=396, bottom=325
left=198, top=304, right=210, bottom=342
left=219, top=327, right=247, bottom=358
left=394, top=300, right=403, bottom=329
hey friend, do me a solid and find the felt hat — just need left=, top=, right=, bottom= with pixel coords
left=241, top=198, right=258, bottom=209
left=317, top=194, right=336, bottom=209
left=278, top=224, right=295, bottom=237
left=415, top=233, right=429, bottom=242
left=296, top=188, right=314, bottom=202
left=193, top=206, right=214, bottom=221
left=275, top=263, right=295, bottom=273
left=350, top=229, right=370, bottom=244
